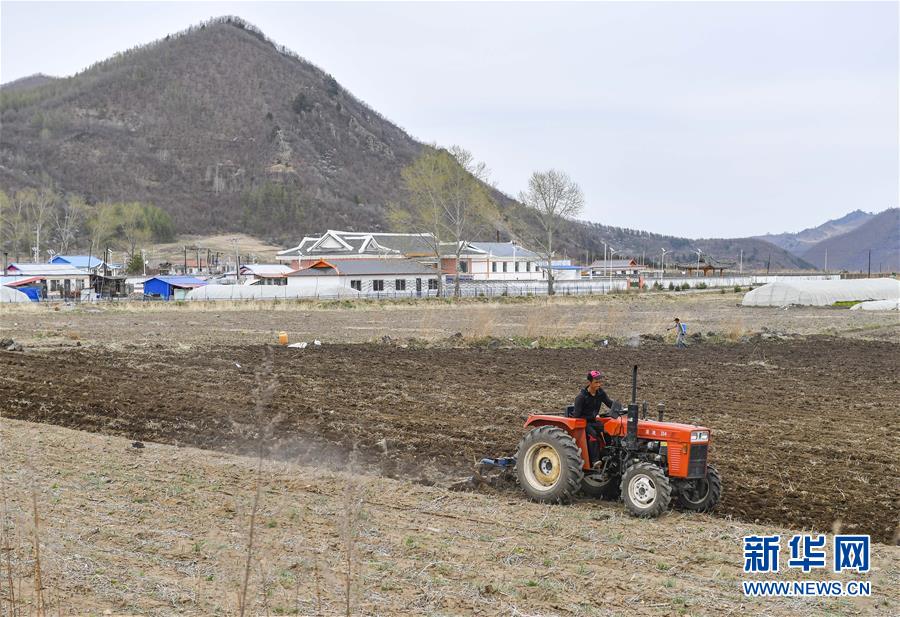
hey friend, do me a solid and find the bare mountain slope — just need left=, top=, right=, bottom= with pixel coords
left=755, top=209, right=875, bottom=256
left=801, top=208, right=899, bottom=272
left=0, top=16, right=809, bottom=270
left=0, top=17, right=419, bottom=236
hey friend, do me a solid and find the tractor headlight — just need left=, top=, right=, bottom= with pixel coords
left=690, top=431, right=709, bottom=443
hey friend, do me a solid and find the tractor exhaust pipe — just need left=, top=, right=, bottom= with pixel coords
left=631, top=364, right=638, bottom=405
left=657, top=402, right=665, bottom=422
left=627, top=365, right=639, bottom=450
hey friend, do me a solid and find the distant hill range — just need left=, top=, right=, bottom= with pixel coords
left=1, top=16, right=813, bottom=271
left=799, top=208, right=899, bottom=273
left=755, top=210, right=874, bottom=255
left=755, top=209, right=898, bottom=272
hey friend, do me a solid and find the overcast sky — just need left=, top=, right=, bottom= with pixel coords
left=2, top=1, right=897, bottom=238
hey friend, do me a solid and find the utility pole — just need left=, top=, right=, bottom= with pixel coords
left=766, top=253, right=771, bottom=276
left=868, top=249, right=871, bottom=278
left=233, top=237, right=240, bottom=284
left=183, top=246, right=187, bottom=275
left=824, top=249, right=828, bottom=273
left=739, top=249, right=743, bottom=276
left=694, top=249, right=702, bottom=278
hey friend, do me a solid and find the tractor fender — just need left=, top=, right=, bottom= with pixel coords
left=523, top=415, right=591, bottom=470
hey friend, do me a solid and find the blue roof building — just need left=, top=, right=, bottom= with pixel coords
left=50, top=255, right=106, bottom=269
left=143, top=276, right=207, bottom=300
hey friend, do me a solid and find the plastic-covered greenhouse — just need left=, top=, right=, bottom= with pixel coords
left=185, top=282, right=362, bottom=301
left=741, top=279, right=900, bottom=307
left=0, top=286, right=30, bottom=303
left=850, top=299, right=900, bottom=311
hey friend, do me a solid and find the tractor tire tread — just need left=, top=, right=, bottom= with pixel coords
left=620, top=462, right=672, bottom=518
left=516, top=426, right=584, bottom=505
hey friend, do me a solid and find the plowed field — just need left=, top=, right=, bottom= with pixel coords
left=2, top=336, right=897, bottom=543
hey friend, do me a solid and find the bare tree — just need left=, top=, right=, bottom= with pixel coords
left=53, top=195, right=87, bottom=255
left=21, top=188, right=56, bottom=262
left=391, top=145, right=497, bottom=297
left=519, top=170, right=585, bottom=295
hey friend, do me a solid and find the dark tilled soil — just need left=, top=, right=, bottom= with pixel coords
left=2, top=337, right=898, bottom=542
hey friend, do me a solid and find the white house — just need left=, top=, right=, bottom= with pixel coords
left=239, top=264, right=295, bottom=285
left=278, top=231, right=555, bottom=282
left=4, top=263, right=91, bottom=299
left=443, top=242, right=545, bottom=281
left=287, top=258, right=439, bottom=295
left=587, top=259, right=645, bottom=277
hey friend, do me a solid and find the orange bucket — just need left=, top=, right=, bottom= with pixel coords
left=278, top=331, right=289, bottom=345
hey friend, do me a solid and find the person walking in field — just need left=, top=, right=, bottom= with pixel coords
left=668, top=317, right=688, bottom=348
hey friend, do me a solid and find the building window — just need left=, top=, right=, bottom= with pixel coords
left=515, top=262, right=520, bottom=272
left=373, top=279, right=384, bottom=291
left=492, top=262, right=497, bottom=273
left=458, top=261, right=468, bottom=273
left=395, top=279, right=406, bottom=291
left=428, top=278, right=438, bottom=290
left=527, top=262, right=532, bottom=272
left=502, top=262, right=508, bottom=273
left=350, top=280, right=362, bottom=291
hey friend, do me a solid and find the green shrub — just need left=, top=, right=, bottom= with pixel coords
left=681, top=282, right=691, bottom=290
left=733, top=285, right=742, bottom=293
left=696, top=282, right=707, bottom=289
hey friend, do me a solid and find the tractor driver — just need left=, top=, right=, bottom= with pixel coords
left=573, top=370, right=620, bottom=469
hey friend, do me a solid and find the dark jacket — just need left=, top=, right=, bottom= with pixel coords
left=573, top=387, right=616, bottom=422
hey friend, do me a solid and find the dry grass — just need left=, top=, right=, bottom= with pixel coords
left=1, top=417, right=897, bottom=616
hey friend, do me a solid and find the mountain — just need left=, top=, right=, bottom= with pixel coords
left=0, top=73, right=60, bottom=93
left=800, top=208, right=899, bottom=272
left=755, top=210, right=875, bottom=256
left=0, top=16, right=809, bottom=271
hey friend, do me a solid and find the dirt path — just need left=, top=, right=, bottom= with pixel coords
left=2, top=419, right=897, bottom=616
left=2, top=336, right=898, bottom=543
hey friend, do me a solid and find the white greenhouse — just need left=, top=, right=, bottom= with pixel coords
left=849, top=299, right=900, bottom=311
left=742, top=279, right=900, bottom=307
left=185, top=281, right=362, bottom=301
left=0, top=286, right=31, bottom=303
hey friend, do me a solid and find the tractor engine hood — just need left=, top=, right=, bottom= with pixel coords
left=601, top=417, right=710, bottom=443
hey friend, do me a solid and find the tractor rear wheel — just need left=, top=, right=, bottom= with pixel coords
left=675, top=464, right=722, bottom=512
left=516, top=426, right=584, bottom=504
left=620, top=462, right=672, bottom=518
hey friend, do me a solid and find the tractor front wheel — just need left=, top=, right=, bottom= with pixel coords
left=516, top=426, right=584, bottom=504
left=675, top=464, right=722, bottom=512
left=620, top=462, right=672, bottom=518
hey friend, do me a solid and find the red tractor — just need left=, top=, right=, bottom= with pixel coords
left=515, top=366, right=721, bottom=517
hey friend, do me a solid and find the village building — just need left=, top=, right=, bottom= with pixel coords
left=143, top=276, right=208, bottom=300
left=276, top=230, right=435, bottom=269
left=442, top=242, right=545, bottom=281
left=675, top=256, right=732, bottom=277
left=50, top=255, right=118, bottom=274
left=287, top=258, right=439, bottom=295
left=4, top=263, right=91, bottom=299
left=277, top=230, right=552, bottom=282
left=240, top=264, right=294, bottom=286
left=587, top=258, right=646, bottom=277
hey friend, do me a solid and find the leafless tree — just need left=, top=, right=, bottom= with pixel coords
left=519, top=170, right=585, bottom=295
left=53, top=195, right=87, bottom=255
left=391, top=145, right=497, bottom=297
